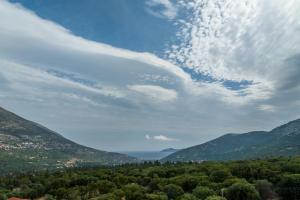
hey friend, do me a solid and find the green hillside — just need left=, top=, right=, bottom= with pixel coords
left=0, top=107, right=137, bottom=174
left=163, top=119, right=300, bottom=162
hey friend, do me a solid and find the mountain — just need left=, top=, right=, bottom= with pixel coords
left=0, top=107, right=137, bottom=174
left=160, top=148, right=179, bottom=153
left=124, top=148, right=180, bottom=161
left=162, top=119, right=300, bottom=162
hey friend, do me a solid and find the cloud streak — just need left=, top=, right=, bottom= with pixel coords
left=145, top=134, right=178, bottom=141
left=128, top=85, right=178, bottom=102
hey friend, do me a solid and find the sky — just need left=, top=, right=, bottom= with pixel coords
left=0, top=0, right=300, bottom=152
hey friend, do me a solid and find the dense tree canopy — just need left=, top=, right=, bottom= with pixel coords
left=0, top=157, right=300, bottom=199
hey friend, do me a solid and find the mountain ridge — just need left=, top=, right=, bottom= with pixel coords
left=160, top=148, right=179, bottom=153
left=162, top=118, right=300, bottom=162
left=0, top=106, right=137, bottom=174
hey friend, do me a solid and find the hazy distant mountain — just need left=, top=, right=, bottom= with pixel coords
left=124, top=148, right=179, bottom=161
left=162, top=119, right=300, bottom=162
left=160, top=148, right=179, bottom=153
left=0, top=107, right=137, bottom=174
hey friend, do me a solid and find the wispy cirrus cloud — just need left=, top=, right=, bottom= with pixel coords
left=258, top=105, right=276, bottom=113
left=128, top=85, right=178, bottom=102
left=145, top=0, right=178, bottom=20
left=167, top=0, right=300, bottom=104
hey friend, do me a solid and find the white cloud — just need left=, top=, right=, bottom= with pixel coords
left=167, top=0, right=300, bottom=102
left=145, top=134, right=151, bottom=140
left=0, top=0, right=192, bottom=108
left=145, top=0, right=178, bottom=20
left=0, top=60, right=126, bottom=99
left=0, top=0, right=189, bottom=85
left=154, top=135, right=177, bottom=141
left=0, top=0, right=287, bottom=108
left=128, top=85, right=178, bottom=102
left=145, top=134, right=178, bottom=141
left=258, top=105, right=276, bottom=112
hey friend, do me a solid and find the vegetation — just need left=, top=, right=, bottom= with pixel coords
left=0, top=107, right=137, bottom=175
left=1, top=157, right=300, bottom=199
left=163, top=119, right=300, bottom=162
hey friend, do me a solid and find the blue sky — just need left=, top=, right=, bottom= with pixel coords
left=10, top=0, right=176, bottom=54
left=1, top=0, right=300, bottom=151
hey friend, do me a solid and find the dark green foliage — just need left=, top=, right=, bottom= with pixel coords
left=146, top=192, right=168, bottom=200
left=94, top=193, right=116, bottom=200
left=254, top=180, right=277, bottom=200
left=178, top=193, right=198, bottom=200
left=192, top=186, right=216, bottom=199
left=0, top=194, right=7, bottom=200
left=205, top=196, right=226, bottom=200
left=163, top=184, right=184, bottom=199
left=225, top=182, right=260, bottom=200
left=278, top=174, right=300, bottom=200
left=123, top=183, right=146, bottom=200
left=170, top=175, right=201, bottom=192
left=210, top=170, right=231, bottom=183
left=0, top=157, right=300, bottom=199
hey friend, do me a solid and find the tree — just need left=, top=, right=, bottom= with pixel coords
left=148, top=178, right=164, bottom=192
left=96, top=180, right=116, bottom=194
left=178, top=193, right=198, bottom=200
left=163, top=184, right=184, bottom=199
left=123, top=183, right=146, bottom=200
left=171, top=175, right=201, bottom=192
left=205, top=196, right=227, bottom=200
left=192, top=186, right=216, bottom=200
left=146, top=192, right=168, bottom=200
left=254, top=180, right=277, bottom=200
left=210, top=170, right=231, bottom=183
left=52, top=187, right=70, bottom=199
left=225, top=182, right=260, bottom=200
left=278, top=174, right=300, bottom=200
left=282, top=160, right=300, bottom=173
left=112, top=189, right=125, bottom=199
left=95, top=193, right=117, bottom=200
